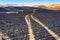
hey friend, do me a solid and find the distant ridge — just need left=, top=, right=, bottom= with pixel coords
left=33, top=4, right=60, bottom=10
left=0, top=4, right=60, bottom=11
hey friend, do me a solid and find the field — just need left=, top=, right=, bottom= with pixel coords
left=0, top=7, right=60, bottom=40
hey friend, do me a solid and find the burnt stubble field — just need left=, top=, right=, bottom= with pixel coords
left=0, top=7, right=60, bottom=40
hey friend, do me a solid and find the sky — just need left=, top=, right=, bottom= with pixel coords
left=0, top=0, right=60, bottom=6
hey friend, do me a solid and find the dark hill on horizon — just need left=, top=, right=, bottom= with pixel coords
left=0, top=6, right=60, bottom=14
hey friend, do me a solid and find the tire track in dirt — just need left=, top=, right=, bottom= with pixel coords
left=31, top=14, right=60, bottom=40
left=0, top=32, right=11, bottom=40
left=25, top=15, right=35, bottom=40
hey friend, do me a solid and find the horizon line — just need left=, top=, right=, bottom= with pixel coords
left=0, top=3, right=60, bottom=6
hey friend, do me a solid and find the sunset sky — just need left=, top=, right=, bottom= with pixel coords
left=0, top=0, right=60, bottom=6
